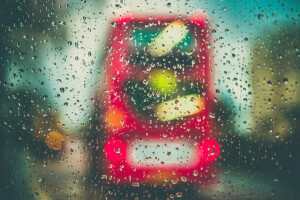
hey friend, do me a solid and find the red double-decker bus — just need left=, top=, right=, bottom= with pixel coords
left=97, top=10, right=220, bottom=186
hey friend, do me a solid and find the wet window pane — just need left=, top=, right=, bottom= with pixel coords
left=0, top=0, right=299, bottom=199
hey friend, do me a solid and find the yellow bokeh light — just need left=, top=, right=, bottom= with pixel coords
left=148, top=69, right=177, bottom=95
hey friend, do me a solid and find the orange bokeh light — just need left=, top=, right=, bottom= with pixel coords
left=106, top=108, right=126, bottom=130
left=45, top=131, right=64, bottom=151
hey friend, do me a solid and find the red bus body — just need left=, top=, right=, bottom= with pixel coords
left=98, top=11, right=220, bottom=186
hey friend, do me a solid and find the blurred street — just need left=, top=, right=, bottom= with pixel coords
left=0, top=0, right=299, bottom=199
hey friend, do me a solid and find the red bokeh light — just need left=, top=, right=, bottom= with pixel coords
left=199, top=139, right=220, bottom=162
left=190, top=9, right=209, bottom=26
left=104, top=139, right=127, bottom=162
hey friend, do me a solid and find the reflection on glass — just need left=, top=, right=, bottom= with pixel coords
left=155, top=94, right=205, bottom=121
left=148, top=20, right=189, bottom=57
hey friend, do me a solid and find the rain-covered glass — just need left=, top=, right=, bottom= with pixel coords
left=0, top=0, right=299, bottom=199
